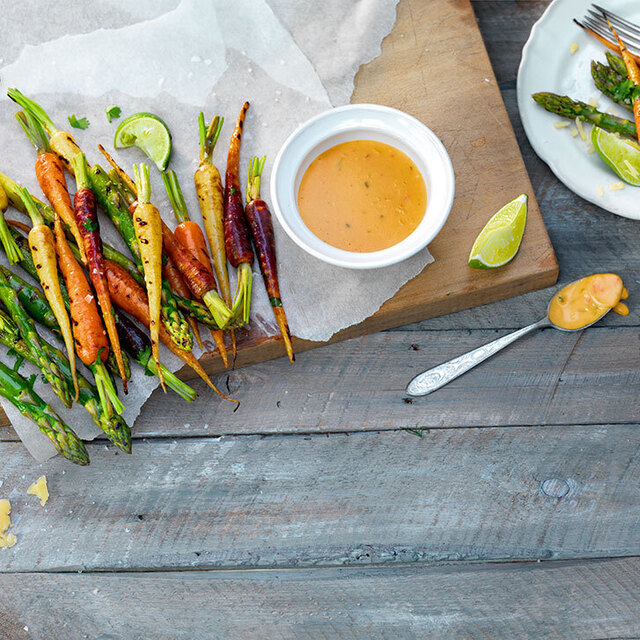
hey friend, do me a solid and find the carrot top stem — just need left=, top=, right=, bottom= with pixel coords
left=246, top=155, right=266, bottom=202
left=0, top=185, right=23, bottom=264
left=198, top=113, right=224, bottom=164
left=18, top=186, right=44, bottom=227
left=15, top=110, right=50, bottom=154
left=71, top=152, right=91, bottom=190
left=92, top=358, right=124, bottom=418
left=133, top=163, right=151, bottom=204
left=7, top=88, right=56, bottom=135
left=162, top=169, right=189, bottom=223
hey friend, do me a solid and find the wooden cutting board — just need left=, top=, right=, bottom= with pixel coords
left=196, top=0, right=558, bottom=376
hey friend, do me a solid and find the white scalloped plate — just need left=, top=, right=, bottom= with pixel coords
left=518, top=0, right=640, bottom=220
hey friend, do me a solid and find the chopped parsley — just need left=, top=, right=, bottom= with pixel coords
left=68, top=114, right=90, bottom=130
left=105, top=105, right=122, bottom=123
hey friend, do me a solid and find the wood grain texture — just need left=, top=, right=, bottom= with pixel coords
left=4, top=326, right=637, bottom=438
left=2, top=558, right=640, bottom=640
left=1, top=425, right=640, bottom=572
left=191, top=0, right=558, bottom=377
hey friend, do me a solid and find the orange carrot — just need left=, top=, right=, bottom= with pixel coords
left=605, top=15, right=640, bottom=145
left=14, top=109, right=87, bottom=264
left=54, top=215, right=108, bottom=367
left=162, top=169, right=229, bottom=366
left=54, top=215, right=124, bottom=417
left=104, top=259, right=235, bottom=403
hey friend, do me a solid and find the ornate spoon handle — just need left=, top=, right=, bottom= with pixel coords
left=406, top=318, right=550, bottom=397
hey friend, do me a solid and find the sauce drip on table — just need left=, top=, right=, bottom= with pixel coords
left=297, top=139, right=426, bottom=252
left=548, top=273, right=629, bottom=330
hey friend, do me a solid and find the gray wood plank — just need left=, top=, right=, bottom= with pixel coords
left=2, top=326, right=637, bottom=438
left=1, top=425, right=639, bottom=572
left=2, top=557, right=640, bottom=639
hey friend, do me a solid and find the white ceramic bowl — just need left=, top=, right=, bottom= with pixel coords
left=270, top=104, right=455, bottom=269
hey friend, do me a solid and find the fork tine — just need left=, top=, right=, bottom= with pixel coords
left=582, top=5, right=640, bottom=54
left=584, top=15, right=640, bottom=48
left=593, top=4, right=640, bottom=36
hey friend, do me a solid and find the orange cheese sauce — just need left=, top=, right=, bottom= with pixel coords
left=297, top=140, right=426, bottom=252
left=548, top=273, right=629, bottom=330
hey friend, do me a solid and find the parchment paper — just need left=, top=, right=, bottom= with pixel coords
left=0, top=0, right=434, bottom=461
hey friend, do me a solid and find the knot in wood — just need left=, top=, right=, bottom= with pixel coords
left=541, top=478, right=570, bottom=499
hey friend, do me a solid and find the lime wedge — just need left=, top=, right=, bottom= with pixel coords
left=468, top=194, right=528, bottom=269
left=592, top=126, right=640, bottom=186
left=114, top=112, right=172, bottom=171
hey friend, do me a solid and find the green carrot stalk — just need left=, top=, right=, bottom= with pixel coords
left=7, top=88, right=83, bottom=173
left=0, top=268, right=72, bottom=407
left=0, top=182, right=22, bottom=264
left=0, top=359, right=89, bottom=465
left=0, top=306, right=131, bottom=453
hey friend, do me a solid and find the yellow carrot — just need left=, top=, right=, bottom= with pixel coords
left=18, top=187, right=79, bottom=401
left=132, top=163, right=165, bottom=390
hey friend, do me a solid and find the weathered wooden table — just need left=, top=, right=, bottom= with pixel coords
left=1, top=1, right=639, bottom=637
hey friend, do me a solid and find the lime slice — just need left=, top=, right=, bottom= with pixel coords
left=114, top=112, right=172, bottom=171
left=592, top=126, right=640, bottom=186
left=468, top=194, right=528, bottom=269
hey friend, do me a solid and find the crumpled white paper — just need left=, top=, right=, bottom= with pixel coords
left=0, top=0, right=434, bottom=461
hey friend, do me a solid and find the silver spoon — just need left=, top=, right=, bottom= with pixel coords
left=405, top=279, right=616, bottom=397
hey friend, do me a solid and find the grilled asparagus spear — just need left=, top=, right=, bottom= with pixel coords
left=0, top=359, right=88, bottom=465
left=532, top=92, right=637, bottom=139
left=0, top=306, right=131, bottom=453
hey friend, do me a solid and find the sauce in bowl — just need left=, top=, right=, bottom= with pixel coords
left=548, top=273, right=629, bottom=330
left=297, top=140, right=426, bottom=252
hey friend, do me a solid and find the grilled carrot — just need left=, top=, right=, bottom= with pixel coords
left=604, top=15, right=640, bottom=145
left=245, top=156, right=294, bottom=363
left=104, top=259, right=236, bottom=403
left=14, top=109, right=87, bottom=264
left=194, top=113, right=237, bottom=358
left=54, top=216, right=124, bottom=417
left=8, top=89, right=83, bottom=173
left=0, top=182, right=22, bottom=264
left=72, top=152, right=129, bottom=393
left=98, top=146, right=233, bottom=330
left=132, top=163, right=165, bottom=390
left=162, top=169, right=228, bottom=366
left=17, top=186, right=79, bottom=400
left=224, top=102, right=254, bottom=326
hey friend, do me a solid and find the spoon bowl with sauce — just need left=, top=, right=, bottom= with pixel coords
left=406, top=273, right=630, bottom=397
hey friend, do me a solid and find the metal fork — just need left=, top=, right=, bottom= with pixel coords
left=574, top=4, right=640, bottom=56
